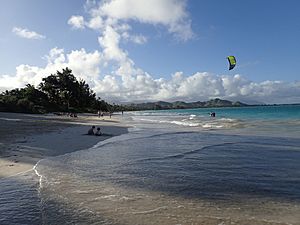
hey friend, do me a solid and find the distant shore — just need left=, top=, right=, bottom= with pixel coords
left=0, top=112, right=129, bottom=178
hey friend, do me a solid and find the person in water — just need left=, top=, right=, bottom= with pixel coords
left=210, top=112, right=216, bottom=117
left=95, top=127, right=102, bottom=136
left=87, top=126, right=95, bottom=135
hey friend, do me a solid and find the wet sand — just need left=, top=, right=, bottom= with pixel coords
left=0, top=112, right=128, bottom=178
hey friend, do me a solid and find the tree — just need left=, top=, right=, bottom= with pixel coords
left=38, top=67, right=110, bottom=112
left=0, top=84, right=48, bottom=113
left=1, top=67, right=113, bottom=114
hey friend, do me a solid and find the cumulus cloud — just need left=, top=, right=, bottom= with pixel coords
left=1, top=47, right=300, bottom=104
left=0, top=48, right=101, bottom=91
left=93, top=0, right=193, bottom=41
left=2, top=1, right=299, bottom=105
left=87, top=16, right=104, bottom=29
left=122, top=32, right=147, bottom=44
left=12, top=27, right=45, bottom=39
left=98, top=25, right=126, bottom=62
left=69, top=0, right=193, bottom=42
left=66, top=0, right=193, bottom=86
left=68, top=16, right=85, bottom=29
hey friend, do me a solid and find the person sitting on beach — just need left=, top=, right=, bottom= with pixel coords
left=95, top=127, right=102, bottom=136
left=87, top=126, right=95, bottom=135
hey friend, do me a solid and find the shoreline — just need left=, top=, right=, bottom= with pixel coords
left=1, top=111, right=300, bottom=224
left=0, top=112, right=129, bottom=178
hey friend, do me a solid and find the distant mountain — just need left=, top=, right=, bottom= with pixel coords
left=127, top=98, right=248, bottom=110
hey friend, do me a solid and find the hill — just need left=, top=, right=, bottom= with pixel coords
left=127, top=98, right=248, bottom=110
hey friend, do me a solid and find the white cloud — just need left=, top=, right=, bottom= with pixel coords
left=2, top=1, right=299, bottom=105
left=1, top=47, right=300, bottom=104
left=122, top=33, right=147, bottom=44
left=87, top=16, right=104, bottom=29
left=46, top=47, right=66, bottom=64
left=67, top=48, right=102, bottom=83
left=66, top=0, right=192, bottom=86
left=93, top=0, right=193, bottom=41
left=0, top=48, right=101, bottom=92
left=98, top=25, right=126, bottom=61
left=68, top=16, right=85, bottom=29
left=69, top=0, right=193, bottom=42
left=12, top=27, right=45, bottom=40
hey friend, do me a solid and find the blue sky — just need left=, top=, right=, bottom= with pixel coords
left=0, top=0, right=300, bottom=104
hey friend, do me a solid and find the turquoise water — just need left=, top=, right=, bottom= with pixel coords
left=1, top=105, right=300, bottom=224
left=189, top=104, right=299, bottom=120
left=130, top=105, right=300, bottom=137
left=138, top=104, right=300, bottom=120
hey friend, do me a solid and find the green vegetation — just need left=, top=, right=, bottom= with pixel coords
left=0, top=67, right=248, bottom=114
left=127, top=98, right=248, bottom=111
left=0, top=68, right=111, bottom=114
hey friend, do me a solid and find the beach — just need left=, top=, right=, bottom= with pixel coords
left=0, top=107, right=300, bottom=225
left=0, top=112, right=128, bottom=178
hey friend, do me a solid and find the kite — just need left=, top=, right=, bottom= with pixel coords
left=227, top=56, right=236, bottom=70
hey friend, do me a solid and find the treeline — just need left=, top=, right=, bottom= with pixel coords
left=0, top=68, right=113, bottom=114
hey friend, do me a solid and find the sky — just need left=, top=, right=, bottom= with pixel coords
left=0, top=0, right=300, bottom=104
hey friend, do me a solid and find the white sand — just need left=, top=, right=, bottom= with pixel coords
left=0, top=112, right=128, bottom=178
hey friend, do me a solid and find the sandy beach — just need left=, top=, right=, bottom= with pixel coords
left=0, top=112, right=128, bottom=178
left=1, top=109, right=300, bottom=225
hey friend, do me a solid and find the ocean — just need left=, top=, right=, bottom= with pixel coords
left=1, top=105, right=300, bottom=224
